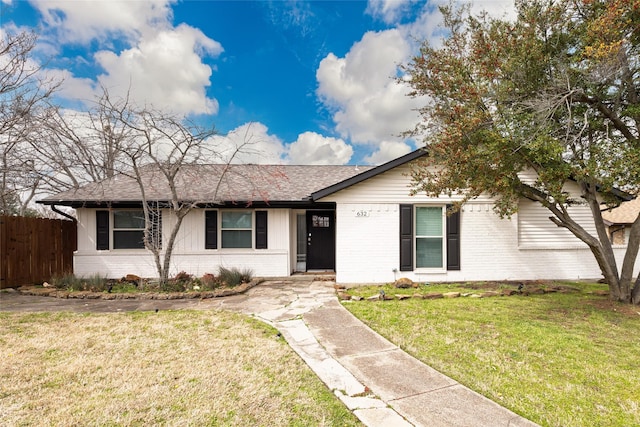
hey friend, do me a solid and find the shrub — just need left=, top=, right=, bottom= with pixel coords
left=160, top=271, right=193, bottom=292
left=51, top=273, right=83, bottom=291
left=107, top=281, right=139, bottom=293
left=50, top=273, right=108, bottom=292
left=218, top=266, right=253, bottom=287
left=200, top=273, right=221, bottom=290
left=173, top=271, right=192, bottom=283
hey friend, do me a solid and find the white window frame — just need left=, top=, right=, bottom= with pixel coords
left=414, top=205, right=446, bottom=271
left=112, top=209, right=146, bottom=250
left=220, top=210, right=254, bottom=249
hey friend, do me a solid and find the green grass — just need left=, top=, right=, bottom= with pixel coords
left=0, top=310, right=361, bottom=426
left=343, top=281, right=640, bottom=427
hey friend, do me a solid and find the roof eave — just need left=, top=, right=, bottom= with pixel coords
left=37, top=199, right=335, bottom=209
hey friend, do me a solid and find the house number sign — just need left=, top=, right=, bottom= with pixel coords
left=355, top=210, right=369, bottom=217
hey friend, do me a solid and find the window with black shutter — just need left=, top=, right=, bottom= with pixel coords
left=96, top=211, right=109, bottom=250
left=255, top=211, right=268, bottom=249
left=399, top=204, right=461, bottom=271
left=205, top=210, right=218, bottom=249
left=446, top=205, right=461, bottom=271
left=399, top=204, right=413, bottom=271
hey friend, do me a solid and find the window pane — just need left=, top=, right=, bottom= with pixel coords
left=416, top=207, right=442, bottom=236
left=222, top=212, right=252, bottom=229
left=114, top=211, right=145, bottom=229
left=222, top=230, right=252, bottom=248
left=114, top=230, right=145, bottom=249
left=416, top=237, right=443, bottom=268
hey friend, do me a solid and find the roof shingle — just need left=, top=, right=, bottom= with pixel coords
left=39, top=164, right=372, bottom=206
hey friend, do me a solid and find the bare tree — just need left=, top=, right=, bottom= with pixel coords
left=100, top=94, right=264, bottom=287
left=26, top=88, right=133, bottom=195
left=0, top=30, right=59, bottom=215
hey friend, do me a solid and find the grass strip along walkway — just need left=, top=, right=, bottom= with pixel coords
left=343, top=281, right=640, bottom=427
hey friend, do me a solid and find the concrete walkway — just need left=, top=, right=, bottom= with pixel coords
left=0, top=278, right=539, bottom=427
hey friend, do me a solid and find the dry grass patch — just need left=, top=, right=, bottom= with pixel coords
left=0, top=310, right=360, bottom=426
left=344, top=282, right=640, bottom=427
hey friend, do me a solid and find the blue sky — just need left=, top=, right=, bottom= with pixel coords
left=1, top=0, right=515, bottom=165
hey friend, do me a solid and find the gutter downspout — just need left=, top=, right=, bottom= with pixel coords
left=51, top=204, right=77, bottom=222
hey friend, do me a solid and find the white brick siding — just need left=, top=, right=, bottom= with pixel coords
left=74, top=207, right=291, bottom=279
left=321, top=163, right=638, bottom=284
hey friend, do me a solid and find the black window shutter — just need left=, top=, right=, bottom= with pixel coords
left=255, top=211, right=268, bottom=249
left=96, top=210, right=109, bottom=250
left=399, top=204, right=413, bottom=271
left=205, top=210, right=218, bottom=249
left=446, top=205, right=461, bottom=270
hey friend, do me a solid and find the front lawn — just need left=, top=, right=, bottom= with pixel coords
left=0, top=310, right=361, bottom=426
left=343, top=282, right=640, bottom=427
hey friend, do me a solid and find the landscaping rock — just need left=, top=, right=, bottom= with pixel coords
left=424, top=292, right=444, bottom=299
left=351, top=295, right=363, bottom=301
left=394, top=277, right=414, bottom=288
left=125, top=274, right=141, bottom=282
left=337, top=292, right=351, bottom=301
left=443, top=292, right=461, bottom=298
left=593, top=290, right=609, bottom=296
left=395, top=294, right=411, bottom=300
left=470, top=294, right=482, bottom=298
left=333, top=284, right=346, bottom=290
left=481, top=291, right=500, bottom=297
left=501, top=289, right=517, bottom=296
left=366, top=295, right=380, bottom=301
left=412, top=293, right=423, bottom=299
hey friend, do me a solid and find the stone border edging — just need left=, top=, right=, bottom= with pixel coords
left=11, top=278, right=264, bottom=300
left=335, top=283, right=603, bottom=301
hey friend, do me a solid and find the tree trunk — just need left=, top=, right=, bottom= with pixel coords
left=632, top=276, right=640, bottom=305
left=160, top=212, right=186, bottom=288
left=619, top=215, right=640, bottom=304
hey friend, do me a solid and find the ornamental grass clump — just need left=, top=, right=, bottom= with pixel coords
left=218, top=266, right=253, bottom=287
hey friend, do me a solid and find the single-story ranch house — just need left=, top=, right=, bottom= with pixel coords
left=38, top=149, right=638, bottom=284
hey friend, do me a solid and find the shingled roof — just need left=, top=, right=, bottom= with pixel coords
left=602, top=197, right=640, bottom=225
left=38, top=164, right=373, bottom=208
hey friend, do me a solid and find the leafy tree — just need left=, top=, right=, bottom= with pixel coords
left=403, top=0, right=640, bottom=303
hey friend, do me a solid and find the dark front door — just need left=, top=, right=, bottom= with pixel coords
left=306, top=211, right=335, bottom=270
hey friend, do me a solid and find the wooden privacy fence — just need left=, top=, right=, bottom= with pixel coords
left=0, top=216, right=77, bottom=288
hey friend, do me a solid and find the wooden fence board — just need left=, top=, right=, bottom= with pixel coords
left=0, top=216, right=76, bottom=288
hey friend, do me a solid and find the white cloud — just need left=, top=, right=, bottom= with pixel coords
left=366, top=0, right=413, bottom=24
left=316, top=1, right=517, bottom=163
left=27, top=0, right=222, bottom=116
left=316, top=29, right=425, bottom=147
left=470, top=0, right=517, bottom=20
left=46, top=68, right=96, bottom=101
left=204, top=124, right=353, bottom=165
left=363, top=140, right=413, bottom=165
left=207, top=123, right=286, bottom=165
left=95, top=24, right=222, bottom=115
left=286, top=132, right=352, bottom=165
left=30, top=0, right=175, bottom=44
